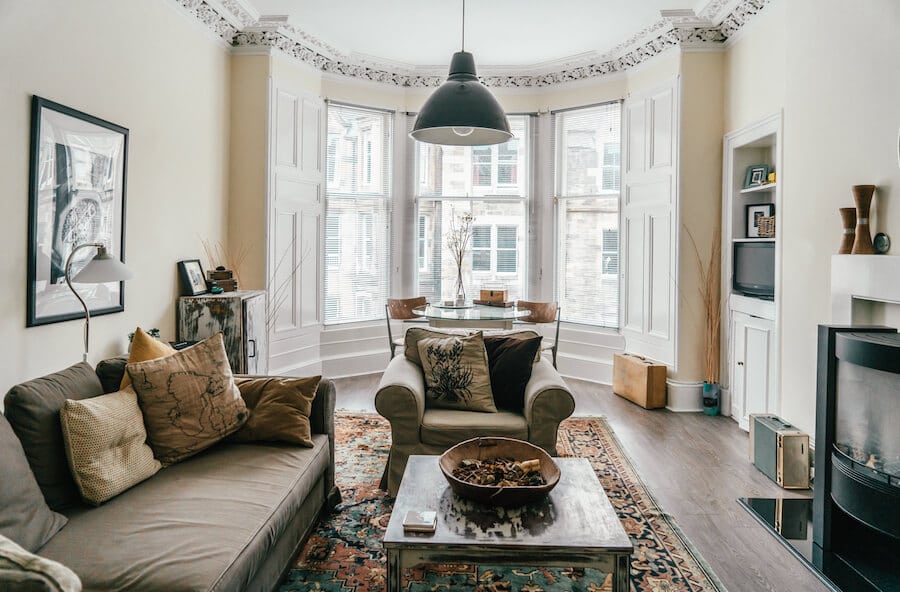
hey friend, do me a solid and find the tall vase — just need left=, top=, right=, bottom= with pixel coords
left=454, top=266, right=466, bottom=304
left=838, top=207, right=856, bottom=254
left=851, top=185, right=876, bottom=254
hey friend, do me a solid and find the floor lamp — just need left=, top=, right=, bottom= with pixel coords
left=65, top=242, right=133, bottom=362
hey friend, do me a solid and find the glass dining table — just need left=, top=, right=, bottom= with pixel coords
left=411, top=303, right=531, bottom=330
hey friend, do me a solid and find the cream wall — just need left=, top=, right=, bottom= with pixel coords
left=228, top=54, right=271, bottom=290
left=0, top=0, right=230, bottom=393
left=723, top=0, right=786, bottom=132
left=724, top=0, right=900, bottom=434
left=677, top=52, right=725, bottom=383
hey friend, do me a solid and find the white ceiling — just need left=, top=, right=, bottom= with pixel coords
left=244, top=0, right=716, bottom=68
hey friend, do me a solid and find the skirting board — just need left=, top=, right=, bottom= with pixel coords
left=665, top=379, right=703, bottom=412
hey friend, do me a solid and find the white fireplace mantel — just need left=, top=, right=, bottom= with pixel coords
left=831, top=255, right=900, bottom=323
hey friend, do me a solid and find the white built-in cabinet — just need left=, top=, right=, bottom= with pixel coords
left=721, top=113, right=782, bottom=428
left=729, top=302, right=776, bottom=430
left=621, top=80, right=679, bottom=367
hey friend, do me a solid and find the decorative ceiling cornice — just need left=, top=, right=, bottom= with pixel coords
left=172, top=0, right=770, bottom=88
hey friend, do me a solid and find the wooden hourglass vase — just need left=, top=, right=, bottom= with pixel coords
left=838, top=207, right=856, bottom=254
left=850, top=185, right=876, bottom=254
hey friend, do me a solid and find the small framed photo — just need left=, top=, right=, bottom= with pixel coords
left=746, top=203, right=775, bottom=238
left=178, top=259, right=207, bottom=296
left=743, top=164, right=770, bottom=188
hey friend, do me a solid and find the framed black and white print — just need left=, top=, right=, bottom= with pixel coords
left=27, top=96, right=129, bottom=327
left=746, top=203, right=775, bottom=238
left=178, top=259, right=208, bottom=296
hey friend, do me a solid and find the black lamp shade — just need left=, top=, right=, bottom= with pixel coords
left=410, top=51, right=512, bottom=146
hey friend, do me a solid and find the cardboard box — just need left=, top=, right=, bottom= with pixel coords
left=479, top=289, right=508, bottom=303
left=749, top=414, right=810, bottom=489
left=612, top=353, right=667, bottom=409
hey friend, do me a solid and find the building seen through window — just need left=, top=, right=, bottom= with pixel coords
left=415, top=116, right=529, bottom=303
left=324, top=104, right=392, bottom=325
left=555, top=102, right=622, bottom=327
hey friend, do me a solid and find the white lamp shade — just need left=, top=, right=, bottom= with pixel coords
left=72, top=251, right=133, bottom=283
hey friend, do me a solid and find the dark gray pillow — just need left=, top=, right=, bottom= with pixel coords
left=3, top=362, right=103, bottom=510
left=0, top=414, right=67, bottom=552
left=95, top=356, right=128, bottom=394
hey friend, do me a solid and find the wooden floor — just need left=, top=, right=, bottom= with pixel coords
left=333, top=373, right=829, bottom=592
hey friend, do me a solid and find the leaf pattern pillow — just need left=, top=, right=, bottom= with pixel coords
left=417, top=333, right=496, bottom=413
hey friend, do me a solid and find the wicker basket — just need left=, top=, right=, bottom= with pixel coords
left=758, top=215, right=776, bottom=238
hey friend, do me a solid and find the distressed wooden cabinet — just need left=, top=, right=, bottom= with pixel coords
left=176, top=290, right=268, bottom=375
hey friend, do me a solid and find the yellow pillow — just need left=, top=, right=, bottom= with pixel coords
left=121, top=327, right=175, bottom=389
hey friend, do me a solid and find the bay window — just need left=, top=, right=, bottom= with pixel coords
left=554, top=103, right=622, bottom=327
left=324, top=103, right=392, bottom=324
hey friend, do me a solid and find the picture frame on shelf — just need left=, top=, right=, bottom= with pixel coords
left=746, top=203, right=775, bottom=238
left=178, top=259, right=208, bottom=296
left=27, top=96, right=129, bottom=327
left=743, top=164, right=770, bottom=188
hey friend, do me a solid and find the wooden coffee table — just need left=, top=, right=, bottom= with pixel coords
left=383, top=455, right=633, bottom=592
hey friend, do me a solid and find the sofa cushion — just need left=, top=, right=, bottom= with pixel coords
left=60, top=388, right=161, bottom=505
left=231, top=376, right=321, bottom=446
left=127, top=333, right=248, bottom=465
left=3, top=362, right=104, bottom=510
left=39, top=437, right=330, bottom=592
left=483, top=334, right=543, bottom=411
left=420, top=409, right=528, bottom=447
left=95, top=357, right=127, bottom=394
left=0, top=534, right=81, bottom=592
left=418, top=333, right=496, bottom=413
left=120, top=327, right=176, bottom=390
left=0, top=415, right=67, bottom=553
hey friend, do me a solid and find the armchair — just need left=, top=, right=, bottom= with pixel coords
left=374, top=351, right=575, bottom=495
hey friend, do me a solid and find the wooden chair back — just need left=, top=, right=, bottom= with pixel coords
left=515, top=300, right=558, bottom=324
left=386, top=297, right=427, bottom=320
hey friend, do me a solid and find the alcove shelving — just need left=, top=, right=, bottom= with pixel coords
left=721, top=112, right=783, bottom=430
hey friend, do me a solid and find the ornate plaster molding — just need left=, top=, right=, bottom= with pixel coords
left=174, top=0, right=770, bottom=88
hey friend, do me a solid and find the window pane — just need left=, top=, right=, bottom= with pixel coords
left=496, top=249, right=517, bottom=273
left=472, top=225, right=491, bottom=248
left=324, top=104, right=392, bottom=325
left=416, top=116, right=528, bottom=197
left=557, top=197, right=619, bottom=327
left=472, top=250, right=491, bottom=271
left=416, top=200, right=525, bottom=302
left=555, top=101, right=621, bottom=327
left=496, top=225, right=517, bottom=249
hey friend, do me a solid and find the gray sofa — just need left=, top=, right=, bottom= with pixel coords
left=2, top=359, right=339, bottom=592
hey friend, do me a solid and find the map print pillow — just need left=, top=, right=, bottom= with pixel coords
left=126, top=333, right=248, bottom=464
left=417, top=332, right=496, bottom=413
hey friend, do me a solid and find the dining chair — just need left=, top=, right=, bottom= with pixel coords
left=514, top=300, right=561, bottom=368
left=385, top=297, right=428, bottom=357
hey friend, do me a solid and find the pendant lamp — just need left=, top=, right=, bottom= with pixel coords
left=410, top=0, right=512, bottom=146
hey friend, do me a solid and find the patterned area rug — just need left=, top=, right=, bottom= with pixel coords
left=281, top=414, right=725, bottom=592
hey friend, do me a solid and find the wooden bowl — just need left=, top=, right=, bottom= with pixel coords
left=439, top=437, right=560, bottom=507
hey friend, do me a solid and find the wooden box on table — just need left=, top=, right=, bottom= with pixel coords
left=612, top=353, right=667, bottom=409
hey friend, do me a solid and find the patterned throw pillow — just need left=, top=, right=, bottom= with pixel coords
left=404, top=327, right=472, bottom=367
left=417, top=333, right=496, bottom=413
left=120, top=327, right=176, bottom=390
left=126, top=333, right=248, bottom=465
left=60, top=387, right=161, bottom=505
left=231, top=376, right=321, bottom=446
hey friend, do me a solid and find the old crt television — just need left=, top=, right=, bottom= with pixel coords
left=733, top=241, right=775, bottom=299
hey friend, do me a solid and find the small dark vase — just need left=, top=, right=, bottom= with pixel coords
left=851, top=185, right=877, bottom=254
left=702, top=382, right=720, bottom=416
left=838, top=207, right=856, bottom=254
